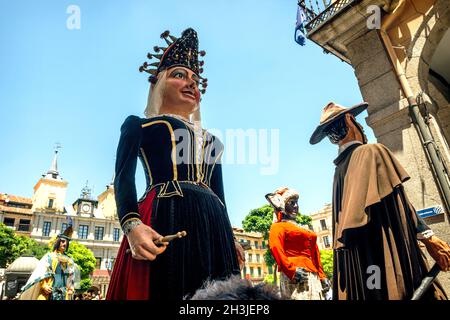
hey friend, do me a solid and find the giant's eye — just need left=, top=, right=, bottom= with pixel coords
left=171, top=70, right=186, bottom=79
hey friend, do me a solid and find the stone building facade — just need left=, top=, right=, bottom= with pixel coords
left=232, top=227, right=273, bottom=283
left=309, top=203, right=333, bottom=250
left=0, top=194, right=33, bottom=237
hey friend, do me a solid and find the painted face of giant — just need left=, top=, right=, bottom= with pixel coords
left=161, top=66, right=200, bottom=115
left=59, top=238, right=67, bottom=252
left=285, top=196, right=299, bottom=219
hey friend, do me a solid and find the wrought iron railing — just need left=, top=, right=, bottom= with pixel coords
left=298, top=0, right=358, bottom=33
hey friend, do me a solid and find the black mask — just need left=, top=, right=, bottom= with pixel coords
left=325, top=116, right=348, bottom=144
left=284, top=198, right=299, bottom=220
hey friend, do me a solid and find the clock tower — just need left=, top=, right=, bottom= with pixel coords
left=73, top=182, right=98, bottom=217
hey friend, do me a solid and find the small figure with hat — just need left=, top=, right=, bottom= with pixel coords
left=310, top=101, right=450, bottom=300
left=19, top=220, right=80, bottom=300
left=266, top=187, right=330, bottom=300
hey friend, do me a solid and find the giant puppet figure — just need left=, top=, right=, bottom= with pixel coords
left=310, top=101, right=450, bottom=300
left=266, top=187, right=330, bottom=300
left=20, top=223, right=80, bottom=300
left=106, top=28, right=240, bottom=300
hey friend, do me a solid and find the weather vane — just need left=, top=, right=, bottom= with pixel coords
left=54, top=142, right=62, bottom=154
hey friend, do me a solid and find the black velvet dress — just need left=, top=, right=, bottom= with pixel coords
left=107, top=115, right=240, bottom=300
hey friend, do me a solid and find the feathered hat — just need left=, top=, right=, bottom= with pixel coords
left=139, top=28, right=208, bottom=94
left=309, top=102, right=368, bottom=145
left=265, top=187, right=299, bottom=222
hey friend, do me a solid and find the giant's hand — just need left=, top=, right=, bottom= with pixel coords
left=422, top=236, right=450, bottom=271
left=293, top=267, right=309, bottom=284
left=321, top=278, right=331, bottom=292
left=41, top=284, right=52, bottom=295
left=127, top=224, right=168, bottom=261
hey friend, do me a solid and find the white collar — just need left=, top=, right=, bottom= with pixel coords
left=338, top=140, right=362, bottom=155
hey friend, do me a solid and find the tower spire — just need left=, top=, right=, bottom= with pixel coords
left=81, top=180, right=92, bottom=200
left=45, top=143, right=62, bottom=179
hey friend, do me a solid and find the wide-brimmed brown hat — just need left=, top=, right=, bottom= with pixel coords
left=309, top=101, right=368, bottom=145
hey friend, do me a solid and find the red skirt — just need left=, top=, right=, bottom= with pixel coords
left=106, top=189, right=156, bottom=300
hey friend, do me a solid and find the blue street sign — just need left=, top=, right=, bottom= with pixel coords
left=417, top=206, right=444, bottom=218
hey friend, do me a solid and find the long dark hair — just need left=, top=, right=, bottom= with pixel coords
left=53, top=237, right=70, bottom=252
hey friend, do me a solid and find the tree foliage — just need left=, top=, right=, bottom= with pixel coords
left=242, top=205, right=274, bottom=240
left=0, top=223, right=19, bottom=267
left=22, top=239, right=49, bottom=260
left=65, top=241, right=96, bottom=291
left=319, top=250, right=333, bottom=279
left=0, top=223, right=49, bottom=267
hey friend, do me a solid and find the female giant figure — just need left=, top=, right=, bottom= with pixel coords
left=107, top=28, right=240, bottom=300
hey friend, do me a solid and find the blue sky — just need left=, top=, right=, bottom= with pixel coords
left=0, top=0, right=374, bottom=227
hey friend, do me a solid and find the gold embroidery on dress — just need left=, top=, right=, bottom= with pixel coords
left=197, top=130, right=207, bottom=182
left=141, top=120, right=178, bottom=180
left=140, top=147, right=153, bottom=186
left=157, top=181, right=184, bottom=198
left=120, top=213, right=140, bottom=224
left=208, top=148, right=224, bottom=185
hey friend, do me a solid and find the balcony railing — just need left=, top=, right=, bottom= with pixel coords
left=298, top=0, right=359, bottom=33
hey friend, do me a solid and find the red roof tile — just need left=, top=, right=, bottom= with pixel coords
left=0, top=193, right=33, bottom=205
left=92, top=269, right=110, bottom=277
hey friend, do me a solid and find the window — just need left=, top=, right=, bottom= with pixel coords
left=258, top=267, right=262, bottom=277
left=94, top=226, right=104, bottom=240
left=43, top=221, right=51, bottom=236
left=18, top=219, right=30, bottom=232
left=254, top=240, right=259, bottom=249
left=113, top=228, right=120, bottom=242
left=7, top=203, right=29, bottom=209
left=262, top=241, right=266, bottom=249
left=248, top=254, right=253, bottom=263
left=320, top=219, right=328, bottom=231
left=48, top=199, right=54, bottom=208
left=78, top=225, right=89, bottom=239
left=256, top=254, right=260, bottom=263
left=108, top=258, right=115, bottom=270
left=250, top=267, right=254, bottom=277
left=95, top=257, right=102, bottom=269
left=3, top=217, right=15, bottom=227
left=61, top=223, right=68, bottom=232
left=323, top=235, right=331, bottom=248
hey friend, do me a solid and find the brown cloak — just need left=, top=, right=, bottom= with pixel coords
left=332, top=143, right=447, bottom=300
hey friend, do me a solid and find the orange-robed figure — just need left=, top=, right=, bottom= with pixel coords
left=267, top=187, right=330, bottom=300
left=269, top=221, right=326, bottom=280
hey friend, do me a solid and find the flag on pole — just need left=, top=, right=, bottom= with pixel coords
left=295, top=5, right=307, bottom=46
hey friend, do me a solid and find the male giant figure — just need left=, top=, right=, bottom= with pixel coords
left=310, top=102, right=450, bottom=300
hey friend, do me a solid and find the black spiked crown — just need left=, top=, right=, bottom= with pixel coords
left=139, top=28, right=208, bottom=94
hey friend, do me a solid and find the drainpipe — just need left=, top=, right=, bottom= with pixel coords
left=379, top=0, right=450, bottom=217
